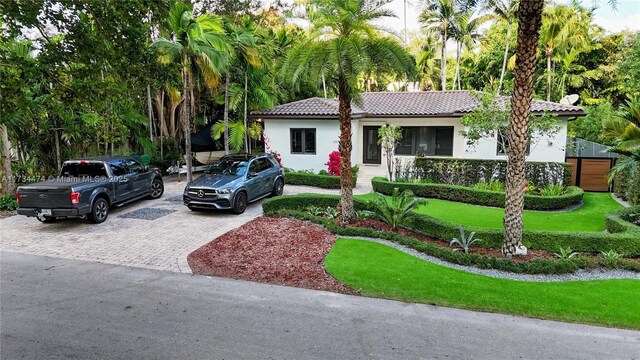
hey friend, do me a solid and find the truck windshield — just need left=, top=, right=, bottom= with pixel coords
left=61, top=162, right=108, bottom=178
left=205, top=159, right=248, bottom=176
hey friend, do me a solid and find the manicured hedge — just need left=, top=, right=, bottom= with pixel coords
left=402, top=157, right=573, bottom=187
left=605, top=206, right=640, bottom=235
left=269, top=209, right=640, bottom=274
left=371, top=177, right=584, bottom=211
left=285, top=172, right=357, bottom=189
left=262, top=194, right=640, bottom=256
left=613, top=161, right=640, bottom=205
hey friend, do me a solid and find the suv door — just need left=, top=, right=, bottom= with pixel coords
left=126, top=159, right=150, bottom=197
left=258, top=158, right=277, bottom=195
left=109, top=159, right=132, bottom=202
left=245, top=159, right=263, bottom=201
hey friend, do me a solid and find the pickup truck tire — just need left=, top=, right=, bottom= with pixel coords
left=149, top=178, right=164, bottom=199
left=88, top=197, right=109, bottom=224
left=232, top=191, right=247, bottom=214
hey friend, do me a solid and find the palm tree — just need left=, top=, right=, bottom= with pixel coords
left=284, top=0, right=415, bottom=223
left=153, top=1, right=229, bottom=182
left=539, top=4, right=592, bottom=101
left=451, top=11, right=485, bottom=90
left=420, top=0, right=456, bottom=91
left=223, top=17, right=260, bottom=155
left=502, top=0, right=544, bottom=257
left=603, top=97, right=640, bottom=181
left=416, top=34, right=440, bottom=90
left=483, top=0, right=518, bottom=95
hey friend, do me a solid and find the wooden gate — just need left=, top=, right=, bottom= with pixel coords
left=565, top=157, right=614, bottom=192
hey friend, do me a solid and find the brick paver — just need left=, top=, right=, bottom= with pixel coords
left=0, top=176, right=372, bottom=273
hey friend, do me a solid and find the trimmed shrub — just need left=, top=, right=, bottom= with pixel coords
left=284, top=171, right=357, bottom=189
left=0, top=194, right=18, bottom=211
left=605, top=206, right=640, bottom=235
left=371, top=177, right=583, bottom=211
left=263, top=194, right=640, bottom=256
left=406, top=157, right=572, bottom=187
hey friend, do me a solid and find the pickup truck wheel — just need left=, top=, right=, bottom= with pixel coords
left=37, top=216, right=57, bottom=223
left=232, top=192, right=247, bottom=214
left=271, top=178, right=284, bottom=197
left=149, top=179, right=164, bottom=199
left=88, top=198, right=109, bottom=224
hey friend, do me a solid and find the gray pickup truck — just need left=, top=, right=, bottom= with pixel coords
left=16, top=156, right=164, bottom=224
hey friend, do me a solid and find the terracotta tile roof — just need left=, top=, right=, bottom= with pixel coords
left=251, top=90, right=585, bottom=118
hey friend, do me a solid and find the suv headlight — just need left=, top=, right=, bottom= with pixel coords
left=217, top=188, right=233, bottom=194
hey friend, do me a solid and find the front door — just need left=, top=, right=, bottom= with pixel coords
left=363, top=126, right=382, bottom=164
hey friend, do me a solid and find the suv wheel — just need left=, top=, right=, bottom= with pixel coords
left=88, top=198, right=109, bottom=224
left=149, top=178, right=164, bottom=199
left=271, top=178, right=284, bottom=197
left=232, top=192, right=247, bottom=214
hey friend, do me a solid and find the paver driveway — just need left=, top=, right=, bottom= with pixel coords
left=0, top=176, right=371, bottom=273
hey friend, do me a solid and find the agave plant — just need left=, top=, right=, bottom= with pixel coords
left=364, top=188, right=424, bottom=230
left=449, top=227, right=481, bottom=254
left=323, top=206, right=340, bottom=219
left=553, top=247, right=577, bottom=260
left=600, top=250, right=623, bottom=266
left=305, top=205, right=326, bottom=217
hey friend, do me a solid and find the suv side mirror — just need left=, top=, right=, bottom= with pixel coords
left=248, top=172, right=258, bottom=178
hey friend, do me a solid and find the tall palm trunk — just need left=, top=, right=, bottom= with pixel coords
left=147, top=84, right=154, bottom=142
left=243, top=68, right=249, bottom=154
left=454, top=41, right=461, bottom=90
left=337, top=74, right=355, bottom=224
left=182, top=65, right=193, bottom=183
left=497, top=23, right=512, bottom=95
left=503, top=0, right=544, bottom=256
left=155, top=90, right=168, bottom=137
left=1, top=124, right=15, bottom=195
left=441, top=27, right=447, bottom=91
left=546, top=48, right=552, bottom=101
left=224, top=75, right=230, bottom=155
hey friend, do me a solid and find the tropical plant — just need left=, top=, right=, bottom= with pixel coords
left=483, top=0, right=519, bottom=95
left=603, top=97, right=640, bottom=181
left=305, top=205, right=326, bottom=217
left=153, top=1, right=230, bottom=182
left=283, top=0, right=416, bottom=223
left=355, top=210, right=371, bottom=219
left=420, top=0, right=456, bottom=90
left=210, top=119, right=246, bottom=151
left=539, top=184, right=567, bottom=197
left=553, top=247, right=577, bottom=260
left=600, top=249, right=623, bottom=266
left=378, top=125, right=402, bottom=181
left=0, top=194, right=18, bottom=211
left=323, top=206, right=340, bottom=219
left=449, top=227, right=482, bottom=254
left=364, top=188, right=424, bottom=230
left=472, top=180, right=505, bottom=192
left=451, top=11, right=485, bottom=90
left=325, top=151, right=341, bottom=176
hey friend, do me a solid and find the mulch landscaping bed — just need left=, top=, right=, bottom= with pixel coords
left=187, top=217, right=355, bottom=294
left=346, top=218, right=556, bottom=262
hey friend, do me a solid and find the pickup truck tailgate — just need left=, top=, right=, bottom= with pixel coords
left=18, top=183, right=73, bottom=208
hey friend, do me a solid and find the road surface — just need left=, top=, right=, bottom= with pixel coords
left=1, top=251, right=638, bottom=359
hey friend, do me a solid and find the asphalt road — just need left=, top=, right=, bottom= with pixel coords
left=1, top=251, right=639, bottom=360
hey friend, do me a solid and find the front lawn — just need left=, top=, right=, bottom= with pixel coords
left=356, top=192, right=621, bottom=232
left=325, top=239, right=640, bottom=329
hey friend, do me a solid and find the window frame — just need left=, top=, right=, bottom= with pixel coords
left=394, top=126, right=454, bottom=157
left=290, top=128, right=316, bottom=155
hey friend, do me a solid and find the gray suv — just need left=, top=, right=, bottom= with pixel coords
left=183, top=154, right=284, bottom=214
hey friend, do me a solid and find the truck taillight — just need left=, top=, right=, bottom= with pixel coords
left=15, top=191, right=19, bottom=206
left=70, top=191, right=80, bottom=204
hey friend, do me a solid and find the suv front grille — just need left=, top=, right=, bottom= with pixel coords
left=187, top=188, right=218, bottom=199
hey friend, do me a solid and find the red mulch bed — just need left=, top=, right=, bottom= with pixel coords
left=347, top=218, right=556, bottom=262
left=187, top=217, right=355, bottom=294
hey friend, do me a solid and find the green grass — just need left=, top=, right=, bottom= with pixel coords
left=356, top=192, right=621, bottom=232
left=326, top=239, right=640, bottom=329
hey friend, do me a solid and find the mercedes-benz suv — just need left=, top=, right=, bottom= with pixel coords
left=183, top=154, right=284, bottom=214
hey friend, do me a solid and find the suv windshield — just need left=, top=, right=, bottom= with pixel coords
left=205, top=158, right=248, bottom=176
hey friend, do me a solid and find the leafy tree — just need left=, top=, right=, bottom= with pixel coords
left=620, top=33, right=640, bottom=97
left=377, top=125, right=402, bottom=181
left=483, top=0, right=519, bottom=95
left=153, top=1, right=230, bottom=182
left=420, top=0, right=456, bottom=91
left=283, top=0, right=416, bottom=223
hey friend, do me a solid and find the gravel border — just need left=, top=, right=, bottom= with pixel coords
left=345, top=236, right=640, bottom=282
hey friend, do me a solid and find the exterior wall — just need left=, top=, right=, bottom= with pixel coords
left=263, top=118, right=358, bottom=172
left=264, top=117, right=569, bottom=172
left=463, top=119, right=568, bottom=163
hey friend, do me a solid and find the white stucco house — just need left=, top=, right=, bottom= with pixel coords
left=251, top=91, right=585, bottom=174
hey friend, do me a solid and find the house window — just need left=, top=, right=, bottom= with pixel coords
left=290, top=128, right=316, bottom=154
left=395, top=126, right=454, bottom=156
left=496, top=132, right=530, bottom=155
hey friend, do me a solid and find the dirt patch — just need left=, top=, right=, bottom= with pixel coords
left=188, top=217, right=354, bottom=294
left=347, top=218, right=556, bottom=262
left=0, top=210, right=16, bottom=219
